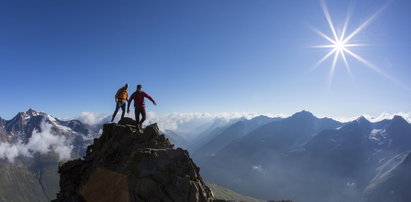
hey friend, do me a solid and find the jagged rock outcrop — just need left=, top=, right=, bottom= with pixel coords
left=53, top=118, right=215, bottom=202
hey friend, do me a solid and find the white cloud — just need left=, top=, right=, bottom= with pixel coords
left=0, top=121, right=73, bottom=162
left=69, top=112, right=110, bottom=125
left=251, top=164, right=268, bottom=175
left=329, top=112, right=411, bottom=123
left=366, top=112, right=411, bottom=122
left=26, top=122, right=73, bottom=160
left=252, top=165, right=262, bottom=170
left=0, top=142, right=24, bottom=162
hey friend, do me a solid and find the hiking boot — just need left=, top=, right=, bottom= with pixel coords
left=134, top=124, right=141, bottom=134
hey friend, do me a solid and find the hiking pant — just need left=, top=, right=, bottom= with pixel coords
left=135, top=107, right=146, bottom=128
left=111, top=101, right=126, bottom=122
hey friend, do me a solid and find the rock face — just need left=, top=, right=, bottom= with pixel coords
left=53, top=118, right=215, bottom=202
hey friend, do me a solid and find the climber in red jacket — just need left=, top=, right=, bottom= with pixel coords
left=127, top=84, right=157, bottom=132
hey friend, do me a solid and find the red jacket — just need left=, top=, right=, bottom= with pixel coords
left=128, top=91, right=155, bottom=109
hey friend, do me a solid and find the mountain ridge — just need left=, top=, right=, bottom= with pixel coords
left=193, top=115, right=277, bottom=159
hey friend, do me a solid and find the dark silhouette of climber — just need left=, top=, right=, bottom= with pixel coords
left=127, top=84, right=156, bottom=132
left=111, top=84, right=128, bottom=122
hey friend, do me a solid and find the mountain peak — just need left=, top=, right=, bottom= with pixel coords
left=25, top=108, right=41, bottom=117
left=290, top=110, right=316, bottom=119
left=355, top=116, right=370, bottom=124
left=11, top=109, right=42, bottom=121
left=53, top=117, right=215, bottom=202
left=249, top=115, right=271, bottom=122
left=389, top=115, right=409, bottom=128
left=392, top=115, right=407, bottom=123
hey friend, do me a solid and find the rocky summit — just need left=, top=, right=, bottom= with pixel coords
left=52, top=117, right=215, bottom=202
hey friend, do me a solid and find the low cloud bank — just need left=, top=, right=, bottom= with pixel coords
left=69, top=112, right=110, bottom=125
left=330, top=112, right=411, bottom=123
left=0, top=122, right=73, bottom=162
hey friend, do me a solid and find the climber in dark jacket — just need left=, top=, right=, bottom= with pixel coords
left=127, top=84, right=157, bottom=132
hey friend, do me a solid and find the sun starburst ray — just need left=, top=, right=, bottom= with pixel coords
left=312, top=48, right=337, bottom=70
left=343, top=2, right=391, bottom=43
left=344, top=48, right=411, bottom=91
left=310, top=27, right=336, bottom=44
left=311, top=0, right=410, bottom=91
left=320, top=0, right=339, bottom=41
left=344, top=49, right=393, bottom=81
left=340, top=50, right=353, bottom=79
left=340, top=9, right=351, bottom=41
left=311, top=44, right=337, bottom=48
left=343, top=44, right=365, bottom=47
left=328, top=49, right=339, bottom=83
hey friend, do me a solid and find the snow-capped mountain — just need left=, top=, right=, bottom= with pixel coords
left=0, top=109, right=100, bottom=160
left=0, top=109, right=103, bottom=201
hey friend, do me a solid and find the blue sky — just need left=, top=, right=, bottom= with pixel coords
left=1, top=0, right=411, bottom=119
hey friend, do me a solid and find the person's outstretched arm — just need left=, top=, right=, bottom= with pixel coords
left=127, top=93, right=135, bottom=113
left=144, top=92, right=157, bottom=105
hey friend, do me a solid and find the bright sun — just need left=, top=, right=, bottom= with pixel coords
left=334, top=40, right=345, bottom=51
left=310, top=0, right=400, bottom=87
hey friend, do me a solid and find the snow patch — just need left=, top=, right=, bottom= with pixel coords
left=47, top=114, right=57, bottom=123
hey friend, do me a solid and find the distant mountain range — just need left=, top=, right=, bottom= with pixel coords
left=193, top=111, right=411, bottom=202
left=0, top=109, right=410, bottom=202
left=193, top=115, right=279, bottom=159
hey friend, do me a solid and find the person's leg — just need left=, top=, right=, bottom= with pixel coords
left=111, top=102, right=121, bottom=122
left=134, top=108, right=141, bottom=129
left=139, top=108, right=146, bottom=129
left=120, top=102, right=126, bottom=120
